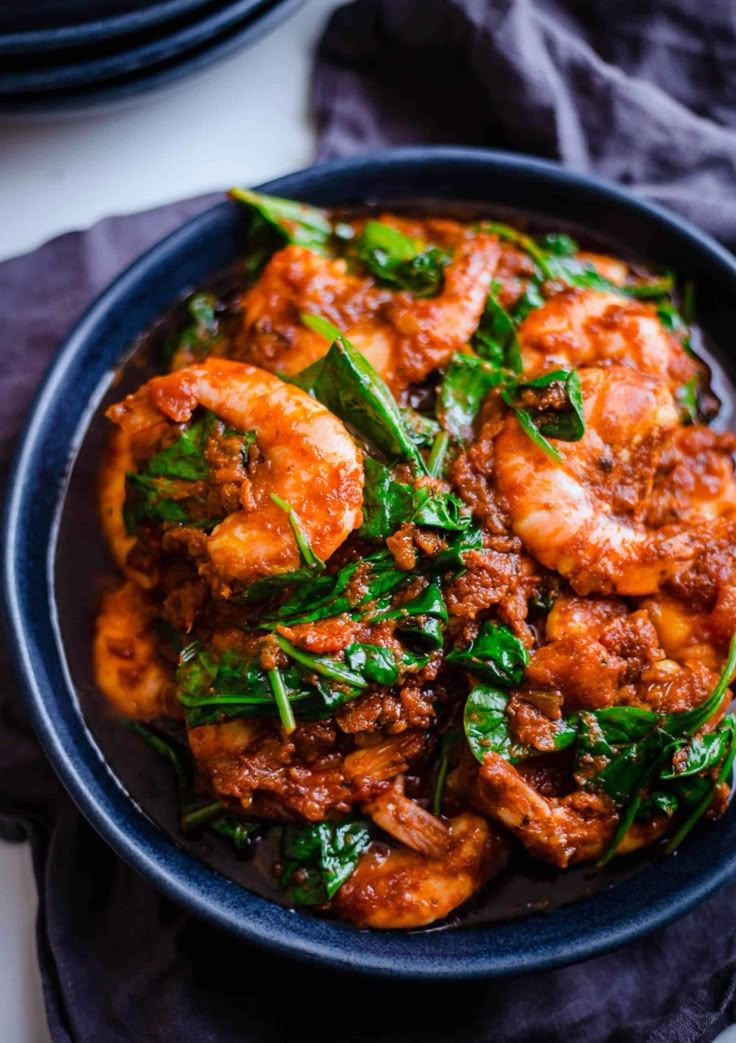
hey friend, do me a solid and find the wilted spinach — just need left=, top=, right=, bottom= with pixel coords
left=355, top=220, right=450, bottom=297
left=230, top=187, right=333, bottom=277
left=438, top=353, right=502, bottom=444
left=501, top=368, right=585, bottom=463
left=291, top=322, right=425, bottom=470
left=280, top=817, right=372, bottom=904
left=449, top=622, right=529, bottom=686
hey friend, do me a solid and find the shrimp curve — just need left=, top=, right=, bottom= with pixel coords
left=108, top=358, right=364, bottom=584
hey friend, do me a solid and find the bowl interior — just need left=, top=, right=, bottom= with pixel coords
left=7, top=148, right=736, bottom=978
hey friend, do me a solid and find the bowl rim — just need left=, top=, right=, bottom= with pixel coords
left=4, top=145, right=736, bottom=980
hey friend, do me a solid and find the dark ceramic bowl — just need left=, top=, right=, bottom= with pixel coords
left=4, top=148, right=736, bottom=980
left=0, top=0, right=305, bottom=116
left=0, top=0, right=274, bottom=92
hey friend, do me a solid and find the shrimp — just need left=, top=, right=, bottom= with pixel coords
left=518, top=288, right=698, bottom=389
left=647, top=425, right=736, bottom=527
left=495, top=365, right=689, bottom=595
left=107, top=358, right=364, bottom=585
left=93, top=580, right=175, bottom=720
left=476, top=753, right=667, bottom=868
left=358, top=233, right=500, bottom=388
left=236, top=235, right=500, bottom=392
left=333, top=810, right=507, bottom=928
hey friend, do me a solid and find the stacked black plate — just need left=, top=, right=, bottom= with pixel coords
left=0, top=0, right=305, bottom=115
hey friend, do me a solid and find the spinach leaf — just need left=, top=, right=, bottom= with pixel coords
left=344, top=643, right=402, bottom=685
left=230, top=187, right=333, bottom=276
left=381, top=578, right=449, bottom=623
left=145, top=410, right=215, bottom=481
left=433, top=522, right=484, bottom=569
left=448, top=622, right=529, bottom=686
left=432, top=726, right=462, bottom=814
left=376, top=578, right=448, bottom=651
left=359, top=457, right=416, bottom=540
left=124, top=411, right=253, bottom=534
left=269, top=493, right=324, bottom=573
left=290, top=328, right=424, bottom=470
left=123, top=473, right=194, bottom=532
left=471, top=280, right=523, bottom=374
left=280, top=817, right=372, bottom=904
left=675, top=378, right=699, bottom=424
left=355, top=220, right=450, bottom=297
left=397, top=615, right=444, bottom=651
left=264, top=550, right=412, bottom=627
left=660, top=729, right=733, bottom=780
left=400, top=407, right=441, bottom=449
left=438, top=353, right=501, bottom=444
left=427, top=430, right=451, bottom=478
left=211, top=816, right=260, bottom=850
left=162, top=293, right=222, bottom=367
left=412, top=487, right=473, bottom=531
left=274, top=634, right=368, bottom=690
left=481, top=221, right=675, bottom=303
left=664, top=715, right=736, bottom=852
left=464, top=685, right=527, bottom=763
left=502, top=368, right=585, bottom=463
left=175, top=647, right=326, bottom=726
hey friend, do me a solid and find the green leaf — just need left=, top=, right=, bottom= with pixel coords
left=344, top=643, right=401, bottom=685
left=162, top=293, right=223, bottom=367
left=175, top=647, right=326, bottom=726
left=438, top=353, right=502, bottom=443
left=675, top=378, right=699, bottom=424
left=665, top=716, right=736, bottom=852
left=274, top=635, right=369, bottom=691
left=211, top=816, right=260, bottom=850
left=513, top=369, right=585, bottom=441
left=269, top=492, right=325, bottom=573
left=123, top=473, right=194, bottom=533
left=412, top=487, right=473, bottom=531
left=448, top=622, right=529, bottom=686
left=400, top=407, right=441, bottom=449
left=513, top=281, right=546, bottom=322
left=359, top=458, right=416, bottom=540
left=280, top=817, right=372, bottom=903
left=396, top=615, right=444, bottom=651
left=664, top=634, right=736, bottom=737
left=289, top=332, right=425, bottom=470
left=541, top=233, right=578, bottom=257
left=230, top=187, right=333, bottom=276
left=123, top=411, right=253, bottom=534
left=146, top=411, right=214, bottom=481
left=355, top=220, right=450, bottom=297
left=427, top=430, right=451, bottom=477
left=433, top=522, right=484, bottom=569
left=464, top=685, right=527, bottom=763
left=300, top=312, right=342, bottom=342
left=432, top=726, right=462, bottom=814
left=661, top=729, right=732, bottom=780
left=381, top=578, right=449, bottom=623
left=471, top=280, right=523, bottom=374
left=501, top=368, right=585, bottom=463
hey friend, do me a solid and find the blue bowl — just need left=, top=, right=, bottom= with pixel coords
left=0, top=0, right=274, bottom=92
left=0, top=0, right=305, bottom=115
left=0, top=0, right=219, bottom=53
left=4, top=148, right=736, bottom=980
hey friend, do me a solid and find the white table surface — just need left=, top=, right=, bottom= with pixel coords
left=0, top=1, right=341, bottom=1039
left=2, top=2, right=736, bottom=1038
